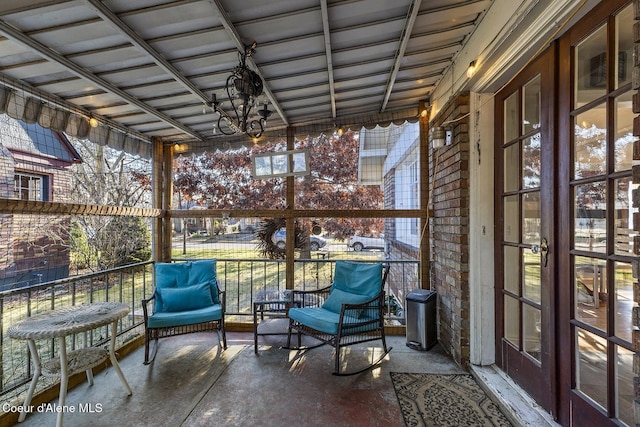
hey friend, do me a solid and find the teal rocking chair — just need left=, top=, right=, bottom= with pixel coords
left=287, top=261, right=391, bottom=375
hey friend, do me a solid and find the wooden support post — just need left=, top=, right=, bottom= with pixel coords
left=152, top=137, right=164, bottom=263
left=419, top=100, right=431, bottom=289
left=286, top=126, right=295, bottom=290
left=162, top=142, right=174, bottom=262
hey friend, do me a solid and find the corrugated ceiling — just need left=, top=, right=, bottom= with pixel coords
left=0, top=0, right=492, bottom=153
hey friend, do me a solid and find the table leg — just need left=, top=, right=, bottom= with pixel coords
left=57, top=336, right=68, bottom=427
left=109, top=321, right=132, bottom=395
left=253, top=304, right=258, bottom=353
left=18, top=340, right=41, bottom=423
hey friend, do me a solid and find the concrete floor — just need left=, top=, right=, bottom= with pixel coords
left=15, top=332, right=558, bottom=427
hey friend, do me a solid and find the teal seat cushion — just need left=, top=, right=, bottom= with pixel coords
left=332, top=261, right=382, bottom=299
left=158, top=281, right=213, bottom=312
left=289, top=307, right=362, bottom=335
left=147, top=304, right=223, bottom=329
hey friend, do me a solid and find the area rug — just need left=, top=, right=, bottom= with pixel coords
left=390, top=372, right=513, bottom=427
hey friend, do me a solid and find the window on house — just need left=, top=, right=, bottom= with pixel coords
left=14, top=173, right=48, bottom=201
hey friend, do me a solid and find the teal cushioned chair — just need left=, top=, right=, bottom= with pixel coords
left=142, top=260, right=226, bottom=364
left=287, top=261, right=391, bottom=375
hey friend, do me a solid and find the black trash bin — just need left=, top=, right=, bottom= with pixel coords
left=405, top=289, right=437, bottom=351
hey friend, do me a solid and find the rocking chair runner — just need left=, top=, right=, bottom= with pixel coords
left=287, top=261, right=391, bottom=375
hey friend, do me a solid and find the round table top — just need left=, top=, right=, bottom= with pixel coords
left=7, top=302, right=130, bottom=340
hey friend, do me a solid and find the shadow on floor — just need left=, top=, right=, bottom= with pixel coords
left=18, top=332, right=464, bottom=427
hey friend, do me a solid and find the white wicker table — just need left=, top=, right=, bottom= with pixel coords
left=7, top=302, right=133, bottom=427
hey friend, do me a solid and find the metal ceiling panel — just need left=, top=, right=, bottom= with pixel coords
left=0, top=0, right=495, bottom=153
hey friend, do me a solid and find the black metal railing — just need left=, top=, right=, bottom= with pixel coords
left=0, top=258, right=416, bottom=403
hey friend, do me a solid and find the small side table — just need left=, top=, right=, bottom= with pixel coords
left=253, top=290, right=297, bottom=353
left=7, top=302, right=133, bottom=427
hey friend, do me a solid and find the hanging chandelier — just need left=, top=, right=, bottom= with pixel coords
left=209, top=42, right=272, bottom=138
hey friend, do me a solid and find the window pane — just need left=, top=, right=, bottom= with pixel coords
left=574, top=181, right=606, bottom=253
left=574, top=104, right=606, bottom=179
left=575, top=25, right=607, bottom=107
left=503, top=195, right=519, bottom=243
left=522, top=191, right=540, bottom=245
left=614, top=91, right=633, bottom=172
left=614, top=178, right=634, bottom=255
left=616, top=345, right=634, bottom=426
left=615, top=5, right=633, bottom=89
left=523, top=304, right=541, bottom=361
left=523, top=75, right=541, bottom=134
left=504, top=92, right=519, bottom=142
left=504, top=246, right=519, bottom=294
left=523, top=250, right=541, bottom=303
left=504, top=295, right=519, bottom=346
left=523, top=135, right=540, bottom=189
left=614, top=262, right=633, bottom=343
left=575, top=256, right=607, bottom=331
left=576, top=328, right=607, bottom=410
left=504, top=142, right=519, bottom=192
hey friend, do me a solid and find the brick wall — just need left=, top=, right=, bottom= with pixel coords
left=430, top=92, right=471, bottom=367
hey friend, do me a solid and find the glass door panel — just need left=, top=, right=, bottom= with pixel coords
left=523, top=251, right=541, bottom=303
left=504, top=246, right=520, bottom=294
left=574, top=181, right=607, bottom=253
left=504, top=143, right=519, bottom=191
left=614, top=91, right=633, bottom=171
left=523, top=76, right=541, bottom=134
left=576, top=329, right=608, bottom=409
left=574, top=105, right=607, bottom=179
left=616, top=346, right=634, bottom=425
left=504, top=92, right=519, bottom=142
left=503, top=195, right=519, bottom=243
left=575, top=25, right=607, bottom=108
left=504, top=295, right=520, bottom=345
left=614, top=261, right=633, bottom=342
left=523, top=304, right=541, bottom=361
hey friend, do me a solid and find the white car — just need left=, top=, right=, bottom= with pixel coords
left=272, top=229, right=327, bottom=251
left=348, top=234, right=385, bottom=251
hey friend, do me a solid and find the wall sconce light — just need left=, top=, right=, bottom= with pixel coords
left=88, top=116, right=99, bottom=128
left=431, top=126, right=446, bottom=148
left=467, top=60, right=477, bottom=78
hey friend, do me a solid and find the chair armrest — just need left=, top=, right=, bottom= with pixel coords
left=291, top=286, right=332, bottom=308
left=141, top=289, right=157, bottom=322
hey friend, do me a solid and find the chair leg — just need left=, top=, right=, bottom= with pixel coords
left=218, top=322, right=227, bottom=350
left=144, top=329, right=158, bottom=365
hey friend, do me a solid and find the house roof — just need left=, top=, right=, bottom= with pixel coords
left=0, top=114, right=81, bottom=164
left=0, top=1, right=598, bottom=156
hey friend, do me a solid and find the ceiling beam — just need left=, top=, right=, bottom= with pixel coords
left=380, top=0, right=422, bottom=112
left=208, top=0, right=289, bottom=126
left=0, top=18, right=204, bottom=141
left=85, top=0, right=210, bottom=105
left=320, top=0, right=336, bottom=119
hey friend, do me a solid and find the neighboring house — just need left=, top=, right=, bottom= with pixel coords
left=0, top=114, right=81, bottom=290
left=359, top=122, right=421, bottom=309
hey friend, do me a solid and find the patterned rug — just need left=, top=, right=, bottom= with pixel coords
left=390, top=372, right=513, bottom=427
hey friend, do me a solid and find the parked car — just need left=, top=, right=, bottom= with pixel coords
left=348, top=233, right=385, bottom=251
left=272, top=229, right=327, bottom=251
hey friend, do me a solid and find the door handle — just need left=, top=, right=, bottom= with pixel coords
left=540, top=238, right=549, bottom=267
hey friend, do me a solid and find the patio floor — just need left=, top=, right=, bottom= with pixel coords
left=15, top=332, right=556, bottom=427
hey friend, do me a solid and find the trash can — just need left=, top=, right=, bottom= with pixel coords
left=405, top=289, right=437, bottom=351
